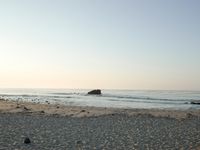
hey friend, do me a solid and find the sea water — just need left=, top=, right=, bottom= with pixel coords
left=0, top=88, right=200, bottom=110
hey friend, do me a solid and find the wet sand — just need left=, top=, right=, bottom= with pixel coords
left=1, top=98, right=200, bottom=119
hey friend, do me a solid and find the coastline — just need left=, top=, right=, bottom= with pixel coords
left=1, top=98, right=200, bottom=119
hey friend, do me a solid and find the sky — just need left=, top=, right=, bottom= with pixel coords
left=0, top=0, right=200, bottom=90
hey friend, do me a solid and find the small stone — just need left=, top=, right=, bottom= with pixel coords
left=187, top=113, right=193, bottom=118
left=24, top=137, right=31, bottom=144
left=45, top=101, right=50, bottom=104
left=16, top=104, right=20, bottom=108
left=23, top=106, right=30, bottom=111
left=76, top=140, right=83, bottom=146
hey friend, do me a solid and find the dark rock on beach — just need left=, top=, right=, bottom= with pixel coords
left=88, top=89, right=101, bottom=95
left=23, top=106, right=30, bottom=111
left=24, top=137, right=31, bottom=144
left=40, top=111, right=45, bottom=114
left=81, top=110, right=86, bottom=112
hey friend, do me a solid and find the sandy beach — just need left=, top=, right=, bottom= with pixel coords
left=1, top=0, right=200, bottom=149
left=0, top=98, right=200, bottom=149
left=1, top=98, right=200, bottom=118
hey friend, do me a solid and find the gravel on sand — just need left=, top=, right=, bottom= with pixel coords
left=0, top=113, right=200, bottom=150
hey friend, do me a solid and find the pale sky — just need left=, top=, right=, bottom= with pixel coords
left=0, top=0, right=200, bottom=90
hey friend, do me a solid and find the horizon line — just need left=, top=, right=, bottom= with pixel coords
left=0, top=87, right=199, bottom=92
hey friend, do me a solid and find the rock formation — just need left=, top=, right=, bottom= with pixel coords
left=87, top=89, right=102, bottom=95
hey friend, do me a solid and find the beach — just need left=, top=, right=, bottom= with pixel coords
left=1, top=0, right=200, bottom=149
left=0, top=98, right=200, bottom=149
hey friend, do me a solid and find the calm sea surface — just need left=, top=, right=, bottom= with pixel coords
left=0, top=89, right=200, bottom=110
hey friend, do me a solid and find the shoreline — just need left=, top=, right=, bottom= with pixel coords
left=1, top=98, right=200, bottom=119
left=1, top=98, right=200, bottom=149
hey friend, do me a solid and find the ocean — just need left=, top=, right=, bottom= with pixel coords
left=0, top=89, right=200, bottom=110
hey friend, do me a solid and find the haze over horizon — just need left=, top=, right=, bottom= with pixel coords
left=0, top=0, right=200, bottom=90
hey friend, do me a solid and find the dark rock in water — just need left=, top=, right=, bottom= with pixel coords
left=88, top=89, right=101, bottom=95
left=45, top=100, right=50, bottom=104
left=24, top=137, right=31, bottom=144
left=191, top=101, right=200, bottom=105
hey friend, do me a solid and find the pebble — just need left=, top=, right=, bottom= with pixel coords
left=76, top=140, right=83, bottom=145
left=0, top=113, right=199, bottom=149
left=40, top=111, right=45, bottom=113
left=24, top=137, right=31, bottom=144
left=23, top=106, right=29, bottom=111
